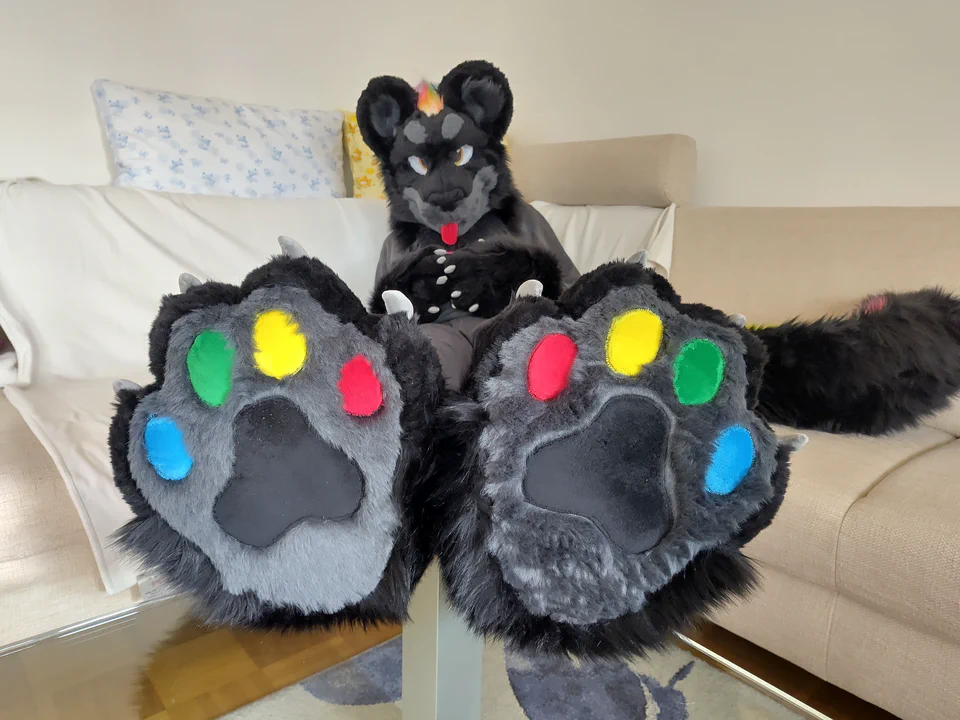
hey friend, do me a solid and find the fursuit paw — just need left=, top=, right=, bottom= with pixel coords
left=110, top=239, right=443, bottom=629
left=437, top=262, right=800, bottom=659
left=440, top=242, right=563, bottom=319
left=376, top=246, right=462, bottom=321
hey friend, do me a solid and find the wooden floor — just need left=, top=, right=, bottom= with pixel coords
left=3, top=594, right=901, bottom=720
left=0, top=596, right=400, bottom=720
left=688, top=624, right=901, bottom=720
left=137, top=620, right=400, bottom=719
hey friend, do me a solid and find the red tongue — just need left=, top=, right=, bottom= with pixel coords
left=440, top=223, right=459, bottom=246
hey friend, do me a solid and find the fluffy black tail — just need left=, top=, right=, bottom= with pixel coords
left=753, top=288, right=960, bottom=435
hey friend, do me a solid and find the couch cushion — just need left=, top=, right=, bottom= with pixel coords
left=743, top=426, right=952, bottom=588
left=827, top=596, right=960, bottom=720
left=671, top=207, right=960, bottom=327
left=711, top=563, right=836, bottom=678
left=837, top=439, right=960, bottom=643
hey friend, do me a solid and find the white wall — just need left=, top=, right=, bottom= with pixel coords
left=1, top=0, right=957, bottom=206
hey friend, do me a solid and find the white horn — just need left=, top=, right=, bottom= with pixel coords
left=178, top=273, right=202, bottom=293
left=382, top=290, right=414, bottom=320
left=730, top=313, right=747, bottom=328
left=627, top=249, right=649, bottom=266
left=515, top=279, right=543, bottom=299
left=278, top=236, right=307, bottom=259
left=783, top=434, right=809, bottom=452
left=113, top=379, right=142, bottom=395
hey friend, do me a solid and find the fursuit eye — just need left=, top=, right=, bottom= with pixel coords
left=454, top=145, right=474, bottom=166
left=408, top=156, right=429, bottom=175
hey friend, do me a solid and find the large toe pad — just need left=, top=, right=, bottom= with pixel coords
left=213, top=397, right=364, bottom=547
left=524, top=396, right=673, bottom=555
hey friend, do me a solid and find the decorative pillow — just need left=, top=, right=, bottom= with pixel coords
left=92, top=80, right=345, bottom=199
left=343, top=112, right=386, bottom=200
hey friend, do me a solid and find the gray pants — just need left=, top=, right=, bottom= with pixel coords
left=419, top=316, right=489, bottom=391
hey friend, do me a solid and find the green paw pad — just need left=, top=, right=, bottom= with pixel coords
left=187, top=330, right=235, bottom=407
left=673, top=339, right=725, bottom=405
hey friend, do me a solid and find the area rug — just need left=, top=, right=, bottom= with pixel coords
left=221, top=636, right=802, bottom=719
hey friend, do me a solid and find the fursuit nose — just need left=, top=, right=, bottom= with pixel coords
left=430, top=187, right=465, bottom=211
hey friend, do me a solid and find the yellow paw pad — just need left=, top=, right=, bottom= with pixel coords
left=253, top=310, right=307, bottom=379
left=605, top=309, right=663, bottom=376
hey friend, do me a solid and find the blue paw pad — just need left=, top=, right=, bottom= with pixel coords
left=144, top=416, right=193, bottom=481
left=705, top=425, right=755, bottom=495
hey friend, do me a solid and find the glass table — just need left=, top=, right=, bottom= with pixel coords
left=0, top=581, right=830, bottom=720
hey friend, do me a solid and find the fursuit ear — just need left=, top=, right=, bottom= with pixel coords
left=356, top=76, right=418, bottom=161
left=438, top=60, right=513, bottom=141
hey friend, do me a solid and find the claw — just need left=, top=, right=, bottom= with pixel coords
left=178, top=273, right=202, bottom=293
left=278, top=236, right=307, bottom=259
left=783, top=433, right=809, bottom=452
left=113, top=379, right=142, bottom=395
left=515, top=279, right=543, bottom=299
left=730, top=314, right=747, bottom=328
left=382, top=290, right=414, bottom=320
left=627, top=249, right=649, bottom=266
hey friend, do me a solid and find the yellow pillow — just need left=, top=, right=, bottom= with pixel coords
left=343, top=112, right=387, bottom=200
left=342, top=111, right=509, bottom=200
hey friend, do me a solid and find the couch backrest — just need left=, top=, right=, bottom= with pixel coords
left=510, top=135, right=697, bottom=209
left=670, top=206, right=960, bottom=435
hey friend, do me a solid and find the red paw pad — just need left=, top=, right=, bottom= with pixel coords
left=338, top=355, right=383, bottom=417
left=527, top=334, right=577, bottom=401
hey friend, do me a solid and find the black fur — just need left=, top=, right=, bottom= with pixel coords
left=354, top=76, right=417, bottom=161
left=436, top=239, right=561, bottom=320
left=755, top=288, right=960, bottom=434
left=434, top=264, right=792, bottom=659
left=437, top=60, right=514, bottom=141
left=733, top=443, right=792, bottom=546
left=368, top=236, right=562, bottom=322
left=558, top=261, right=681, bottom=317
left=110, top=255, right=445, bottom=630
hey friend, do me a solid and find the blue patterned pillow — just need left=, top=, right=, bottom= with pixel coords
left=92, top=80, right=345, bottom=199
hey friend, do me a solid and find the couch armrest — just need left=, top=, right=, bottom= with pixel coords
left=509, top=134, right=696, bottom=208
